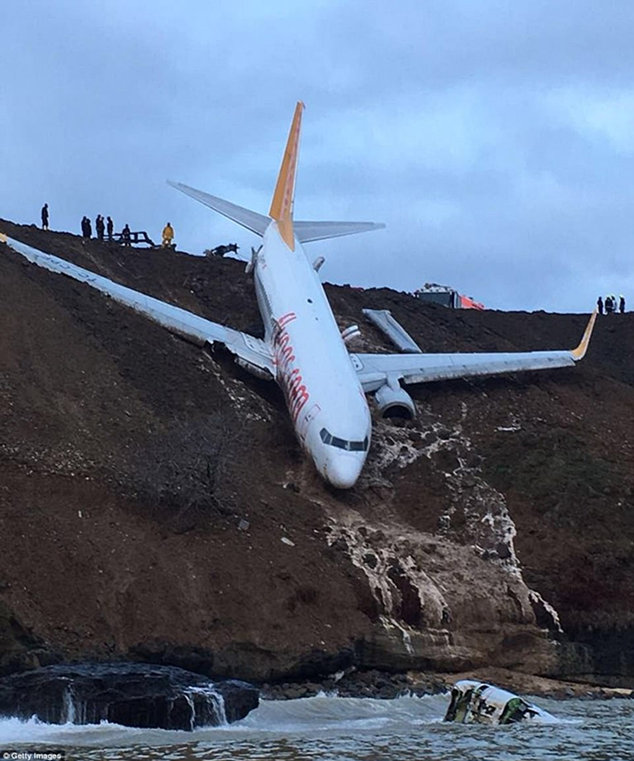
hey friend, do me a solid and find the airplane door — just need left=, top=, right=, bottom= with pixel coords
left=298, top=403, right=321, bottom=443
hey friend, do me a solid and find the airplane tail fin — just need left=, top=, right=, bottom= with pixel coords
left=269, top=101, right=304, bottom=250
left=169, top=101, right=385, bottom=245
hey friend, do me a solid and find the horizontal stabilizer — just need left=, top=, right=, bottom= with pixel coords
left=294, top=220, right=385, bottom=243
left=168, top=181, right=270, bottom=237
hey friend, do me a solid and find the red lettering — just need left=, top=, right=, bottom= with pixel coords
left=271, top=314, right=310, bottom=421
left=278, top=312, right=296, bottom=328
left=291, top=384, right=308, bottom=406
left=289, top=385, right=309, bottom=420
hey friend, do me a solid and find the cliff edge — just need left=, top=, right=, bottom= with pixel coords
left=1, top=220, right=632, bottom=687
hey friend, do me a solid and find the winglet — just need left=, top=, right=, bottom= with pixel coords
left=269, top=101, right=304, bottom=251
left=571, top=309, right=598, bottom=361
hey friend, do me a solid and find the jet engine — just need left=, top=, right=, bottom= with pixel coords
left=374, top=380, right=416, bottom=419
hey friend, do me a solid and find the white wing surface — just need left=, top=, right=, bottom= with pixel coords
left=1, top=233, right=274, bottom=378
left=352, top=311, right=597, bottom=392
left=167, top=183, right=385, bottom=243
left=294, top=220, right=385, bottom=242
left=168, top=181, right=271, bottom=236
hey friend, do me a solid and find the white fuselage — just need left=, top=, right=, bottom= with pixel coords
left=253, top=222, right=371, bottom=488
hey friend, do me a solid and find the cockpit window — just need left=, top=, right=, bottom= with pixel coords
left=320, top=427, right=368, bottom=452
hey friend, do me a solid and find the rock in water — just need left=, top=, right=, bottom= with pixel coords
left=0, top=662, right=259, bottom=730
left=443, top=680, right=557, bottom=725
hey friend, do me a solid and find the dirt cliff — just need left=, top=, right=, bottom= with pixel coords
left=1, top=220, right=632, bottom=687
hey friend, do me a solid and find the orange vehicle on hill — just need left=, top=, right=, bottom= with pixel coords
left=414, top=283, right=484, bottom=310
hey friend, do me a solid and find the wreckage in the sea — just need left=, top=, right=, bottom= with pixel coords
left=444, top=680, right=557, bottom=725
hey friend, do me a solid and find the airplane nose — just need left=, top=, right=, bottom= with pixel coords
left=324, top=453, right=364, bottom=489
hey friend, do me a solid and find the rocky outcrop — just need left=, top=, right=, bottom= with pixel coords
left=0, top=663, right=258, bottom=729
left=324, top=405, right=562, bottom=677
left=0, top=601, right=61, bottom=677
left=0, top=219, right=632, bottom=689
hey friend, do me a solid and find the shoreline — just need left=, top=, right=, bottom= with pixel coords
left=261, top=667, right=634, bottom=701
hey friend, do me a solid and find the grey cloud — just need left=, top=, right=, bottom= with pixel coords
left=1, top=0, right=633, bottom=312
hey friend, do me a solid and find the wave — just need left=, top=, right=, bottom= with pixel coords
left=0, top=694, right=447, bottom=746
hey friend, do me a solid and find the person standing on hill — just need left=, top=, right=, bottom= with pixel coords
left=95, top=215, right=105, bottom=241
left=597, top=296, right=603, bottom=315
left=121, top=223, right=131, bottom=246
left=605, top=295, right=614, bottom=314
left=106, top=216, right=114, bottom=241
left=41, top=204, right=49, bottom=230
left=82, top=216, right=93, bottom=238
left=161, top=222, right=174, bottom=248
left=619, top=295, right=626, bottom=313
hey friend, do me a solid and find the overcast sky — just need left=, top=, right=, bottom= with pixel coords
left=2, top=0, right=633, bottom=312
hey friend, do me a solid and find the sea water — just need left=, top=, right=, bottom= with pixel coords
left=1, top=693, right=633, bottom=760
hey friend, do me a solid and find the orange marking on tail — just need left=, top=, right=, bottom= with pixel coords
left=269, top=102, right=304, bottom=250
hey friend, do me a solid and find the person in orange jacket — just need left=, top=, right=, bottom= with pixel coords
left=162, top=222, right=174, bottom=248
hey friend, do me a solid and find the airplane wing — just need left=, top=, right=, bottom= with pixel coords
left=0, top=233, right=275, bottom=379
left=351, top=311, right=597, bottom=392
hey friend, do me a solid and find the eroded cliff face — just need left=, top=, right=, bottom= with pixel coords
left=0, top=220, right=632, bottom=685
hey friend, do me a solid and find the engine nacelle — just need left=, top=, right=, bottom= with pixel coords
left=374, top=381, right=416, bottom=419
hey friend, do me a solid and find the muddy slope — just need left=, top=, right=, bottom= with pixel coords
left=0, top=220, right=632, bottom=686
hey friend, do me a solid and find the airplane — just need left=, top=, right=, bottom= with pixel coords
left=0, top=101, right=597, bottom=489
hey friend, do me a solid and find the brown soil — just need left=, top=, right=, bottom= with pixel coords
left=0, top=219, right=632, bottom=687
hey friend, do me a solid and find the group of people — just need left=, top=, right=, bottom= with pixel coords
left=80, top=214, right=115, bottom=241
left=40, top=204, right=173, bottom=249
left=597, top=294, right=626, bottom=314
